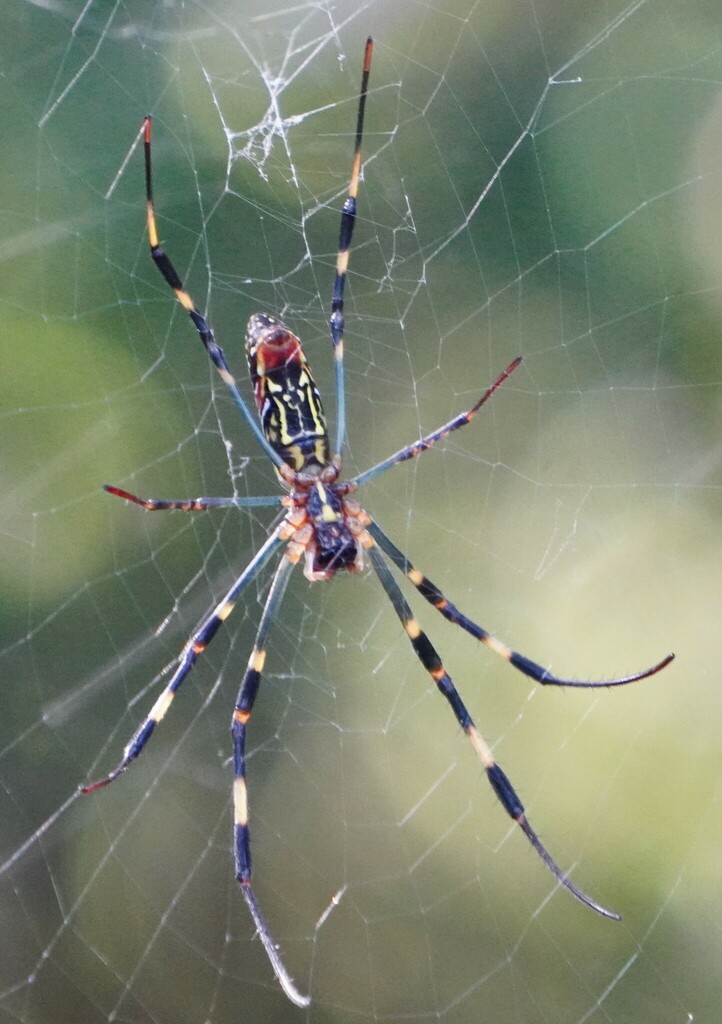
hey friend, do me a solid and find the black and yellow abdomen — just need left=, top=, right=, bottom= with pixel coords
left=245, top=313, right=330, bottom=474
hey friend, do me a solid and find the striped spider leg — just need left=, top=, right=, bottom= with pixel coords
left=82, top=34, right=674, bottom=1007
left=231, top=551, right=308, bottom=1006
left=336, top=370, right=673, bottom=922
left=354, top=522, right=672, bottom=921
left=80, top=523, right=287, bottom=794
left=329, top=35, right=373, bottom=459
left=366, top=520, right=674, bottom=690
left=363, top=542, right=619, bottom=920
left=83, top=38, right=375, bottom=1006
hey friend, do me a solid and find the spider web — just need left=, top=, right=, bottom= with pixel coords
left=0, top=0, right=720, bottom=1020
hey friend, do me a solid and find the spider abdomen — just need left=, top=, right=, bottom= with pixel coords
left=246, top=313, right=330, bottom=473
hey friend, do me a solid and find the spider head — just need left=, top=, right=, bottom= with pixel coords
left=303, top=482, right=359, bottom=581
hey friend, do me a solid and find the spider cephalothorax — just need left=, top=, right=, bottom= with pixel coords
left=297, top=482, right=362, bottom=579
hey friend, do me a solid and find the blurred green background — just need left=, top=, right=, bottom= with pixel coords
left=0, top=1, right=720, bottom=1021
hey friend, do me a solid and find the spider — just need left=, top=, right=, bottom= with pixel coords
left=82, top=38, right=673, bottom=1007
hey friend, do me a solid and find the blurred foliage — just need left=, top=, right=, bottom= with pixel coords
left=0, top=1, right=720, bottom=1022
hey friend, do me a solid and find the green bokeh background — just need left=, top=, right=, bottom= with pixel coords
left=0, top=1, right=720, bottom=1021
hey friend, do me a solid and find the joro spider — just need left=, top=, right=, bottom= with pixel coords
left=83, top=38, right=674, bottom=1007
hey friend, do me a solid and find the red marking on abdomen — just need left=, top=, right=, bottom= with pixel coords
left=254, top=330, right=303, bottom=374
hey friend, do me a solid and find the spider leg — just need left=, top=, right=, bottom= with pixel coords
left=350, top=356, right=522, bottom=489
left=141, top=116, right=284, bottom=470
left=329, top=36, right=373, bottom=460
left=104, top=484, right=282, bottom=512
left=363, top=533, right=622, bottom=920
left=231, top=552, right=311, bottom=1007
left=367, top=520, right=674, bottom=687
left=81, top=525, right=288, bottom=793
